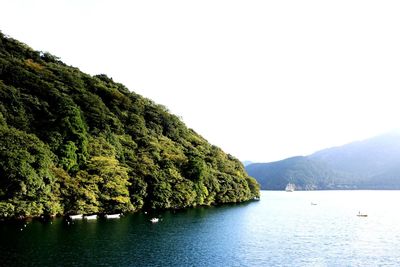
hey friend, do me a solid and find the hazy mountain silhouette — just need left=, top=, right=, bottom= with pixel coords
left=246, top=132, right=400, bottom=190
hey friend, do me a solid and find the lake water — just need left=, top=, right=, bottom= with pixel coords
left=1, top=190, right=400, bottom=266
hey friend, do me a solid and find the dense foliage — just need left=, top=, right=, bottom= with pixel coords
left=246, top=133, right=400, bottom=190
left=0, top=32, right=259, bottom=218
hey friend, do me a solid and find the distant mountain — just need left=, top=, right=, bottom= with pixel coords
left=246, top=156, right=341, bottom=190
left=246, top=132, right=400, bottom=190
left=310, top=132, right=400, bottom=178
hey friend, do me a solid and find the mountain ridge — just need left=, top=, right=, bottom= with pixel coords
left=246, top=132, right=400, bottom=190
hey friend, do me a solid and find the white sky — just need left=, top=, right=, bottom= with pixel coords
left=1, top=0, right=400, bottom=162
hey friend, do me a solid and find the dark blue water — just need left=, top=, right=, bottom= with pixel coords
left=1, top=191, right=400, bottom=266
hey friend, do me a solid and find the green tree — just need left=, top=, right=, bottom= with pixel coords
left=0, top=126, right=59, bottom=217
left=87, top=156, right=133, bottom=212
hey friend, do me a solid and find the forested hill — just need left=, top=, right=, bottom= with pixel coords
left=0, top=32, right=259, bottom=219
left=246, top=132, right=400, bottom=190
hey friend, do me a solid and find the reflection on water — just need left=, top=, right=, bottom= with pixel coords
left=1, top=191, right=400, bottom=266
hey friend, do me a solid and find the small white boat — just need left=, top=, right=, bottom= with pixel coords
left=285, top=183, right=295, bottom=192
left=150, top=218, right=159, bottom=223
left=357, top=211, right=368, bottom=217
left=105, top=214, right=121, bottom=219
left=84, top=214, right=97, bottom=220
left=69, top=214, right=83, bottom=220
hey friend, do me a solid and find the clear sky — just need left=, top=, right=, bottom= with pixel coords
left=1, top=0, right=400, bottom=162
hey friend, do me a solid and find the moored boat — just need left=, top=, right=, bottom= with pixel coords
left=150, top=218, right=159, bottom=223
left=69, top=214, right=83, bottom=220
left=105, top=214, right=121, bottom=219
left=84, top=214, right=98, bottom=220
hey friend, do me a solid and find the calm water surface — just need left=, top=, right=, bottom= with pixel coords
left=1, top=191, right=400, bottom=266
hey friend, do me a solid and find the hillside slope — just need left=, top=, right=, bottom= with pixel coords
left=0, top=32, right=259, bottom=218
